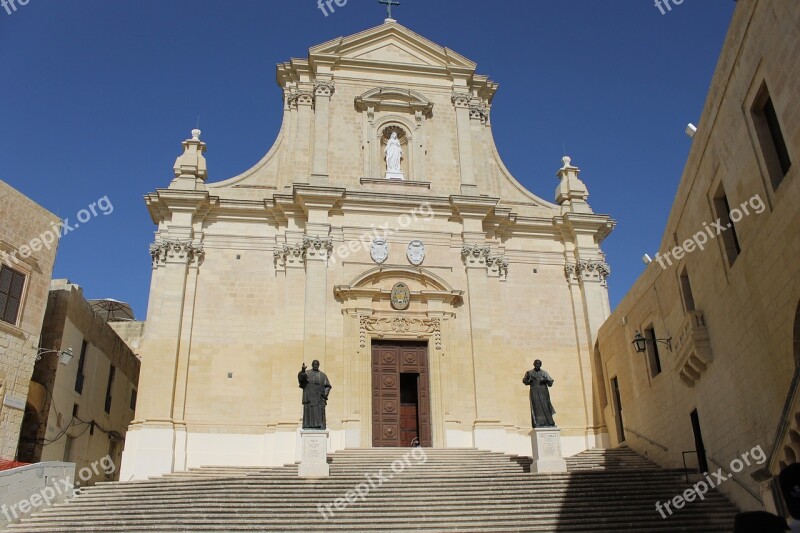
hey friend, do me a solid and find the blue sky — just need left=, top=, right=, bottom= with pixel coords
left=0, top=0, right=736, bottom=319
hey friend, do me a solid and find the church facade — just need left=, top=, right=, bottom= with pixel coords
left=121, top=20, right=615, bottom=479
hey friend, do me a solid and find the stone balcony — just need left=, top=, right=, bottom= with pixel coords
left=673, top=310, right=713, bottom=387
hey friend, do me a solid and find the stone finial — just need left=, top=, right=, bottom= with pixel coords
left=170, top=129, right=208, bottom=190
left=555, top=155, right=591, bottom=214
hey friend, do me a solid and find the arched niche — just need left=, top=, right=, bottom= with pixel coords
left=356, top=87, right=431, bottom=181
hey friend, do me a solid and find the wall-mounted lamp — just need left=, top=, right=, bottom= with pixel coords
left=631, top=331, right=672, bottom=354
left=35, top=347, right=74, bottom=366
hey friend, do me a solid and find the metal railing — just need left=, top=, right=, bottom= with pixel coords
left=707, top=455, right=762, bottom=504
left=767, top=368, right=800, bottom=473
left=623, top=427, right=669, bottom=452
left=681, top=450, right=700, bottom=483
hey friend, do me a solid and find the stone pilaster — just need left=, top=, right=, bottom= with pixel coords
left=452, top=197, right=500, bottom=430
left=311, top=81, right=334, bottom=180
left=452, top=91, right=476, bottom=194
left=288, top=89, right=314, bottom=182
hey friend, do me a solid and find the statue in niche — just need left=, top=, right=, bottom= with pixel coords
left=523, top=359, right=556, bottom=428
left=384, top=131, right=404, bottom=176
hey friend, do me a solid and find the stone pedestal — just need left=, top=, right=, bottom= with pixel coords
left=385, top=170, right=405, bottom=180
left=529, top=427, right=567, bottom=473
left=298, top=430, right=329, bottom=478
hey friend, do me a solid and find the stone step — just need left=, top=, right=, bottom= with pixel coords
left=11, top=516, right=736, bottom=532
left=94, top=472, right=695, bottom=489
left=8, top=448, right=737, bottom=532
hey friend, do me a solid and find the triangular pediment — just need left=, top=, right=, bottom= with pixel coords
left=354, top=43, right=435, bottom=66
left=310, top=21, right=476, bottom=71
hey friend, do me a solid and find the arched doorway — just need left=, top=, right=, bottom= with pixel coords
left=335, top=266, right=463, bottom=448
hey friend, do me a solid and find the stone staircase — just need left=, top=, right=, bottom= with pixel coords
left=9, top=447, right=738, bottom=532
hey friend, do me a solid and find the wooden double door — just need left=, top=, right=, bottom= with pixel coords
left=371, top=340, right=432, bottom=447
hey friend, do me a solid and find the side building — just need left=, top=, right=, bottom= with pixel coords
left=0, top=180, right=60, bottom=460
left=595, top=0, right=799, bottom=513
left=19, top=280, right=140, bottom=485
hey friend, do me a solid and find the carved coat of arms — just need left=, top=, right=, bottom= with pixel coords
left=406, top=240, right=425, bottom=266
left=390, top=282, right=411, bottom=310
left=370, top=238, right=389, bottom=264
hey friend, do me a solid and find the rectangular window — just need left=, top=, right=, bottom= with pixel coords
left=645, top=327, right=662, bottom=378
left=0, top=265, right=25, bottom=325
left=104, top=365, right=115, bottom=414
left=679, top=267, right=696, bottom=312
left=712, top=184, right=741, bottom=266
left=75, top=340, right=87, bottom=394
left=752, top=84, right=791, bottom=189
left=130, top=389, right=137, bottom=411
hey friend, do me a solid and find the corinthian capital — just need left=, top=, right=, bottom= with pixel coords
left=576, top=259, right=611, bottom=286
left=451, top=91, right=472, bottom=109
left=303, top=235, right=333, bottom=260
left=314, top=81, right=335, bottom=97
left=287, top=90, right=314, bottom=108
left=461, top=244, right=491, bottom=266
left=149, top=240, right=205, bottom=268
left=274, top=242, right=309, bottom=268
left=469, top=104, right=490, bottom=124
left=487, top=254, right=509, bottom=280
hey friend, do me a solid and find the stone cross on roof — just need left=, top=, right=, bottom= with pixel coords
left=379, top=0, right=400, bottom=20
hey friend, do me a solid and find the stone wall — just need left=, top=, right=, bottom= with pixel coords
left=0, top=462, right=74, bottom=529
left=0, top=181, right=60, bottom=460
left=596, top=0, right=800, bottom=511
left=30, top=281, right=139, bottom=483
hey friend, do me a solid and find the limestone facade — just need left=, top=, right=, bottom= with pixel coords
left=595, top=0, right=799, bottom=512
left=0, top=180, right=60, bottom=460
left=122, top=21, right=615, bottom=479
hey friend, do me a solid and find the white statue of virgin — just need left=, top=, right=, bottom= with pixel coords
left=384, top=132, right=403, bottom=178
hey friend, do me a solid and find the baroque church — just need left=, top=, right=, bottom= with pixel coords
left=120, top=18, right=614, bottom=480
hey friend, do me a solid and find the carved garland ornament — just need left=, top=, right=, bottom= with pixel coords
left=149, top=240, right=205, bottom=267
left=359, top=316, right=442, bottom=350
